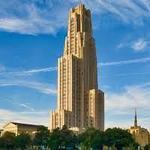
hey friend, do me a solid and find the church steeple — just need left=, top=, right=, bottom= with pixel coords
left=134, top=108, right=138, bottom=127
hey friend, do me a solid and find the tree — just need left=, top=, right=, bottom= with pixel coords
left=33, top=126, right=50, bottom=149
left=79, top=128, right=104, bottom=150
left=0, top=132, right=16, bottom=150
left=15, top=133, right=31, bottom=150
left=48, top=127, right=61, bottom=150
left=48, top=125, right=78, bottom=150
left=129, top=142, right=139, bottom=150
left=104, top=128, right=135, bottom=150
left=0, top=136, right=4, bottom=148
left=59, top=125, right=78, bottom=149
left=144, top=144, right=150, bottom=150
left=92, top=130, right=105, bottom=150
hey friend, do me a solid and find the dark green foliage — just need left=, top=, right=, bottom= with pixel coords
left=144, top=144, right=150, bottom=150
left=104, top=128, right=135, bottom=150
left=60, top=125, right=78, bottom=149
left=130, top=142, right=140, bottom=150
left=0, top=132, right=16, bottom=150
left=33, top=125, right=50, bottom=149
left=48, top=127, right=61, bottom=150
left=15, top=133, right=31, bottom=150
left=79, top=128, right=104, bottom=150
left=48, top=125, right=78, bottom=150
left=0, top=126, right=139, bottom=150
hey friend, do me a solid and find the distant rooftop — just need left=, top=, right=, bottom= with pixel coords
left=10, top=122, right=43, bottom=127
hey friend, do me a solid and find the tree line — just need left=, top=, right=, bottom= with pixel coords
left=0, top=125, right=149, bottom=150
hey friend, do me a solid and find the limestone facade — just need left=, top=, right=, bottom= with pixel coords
left=50, top=4, right=104, bottom=132
left=129, top=111, right=150, bottom=147
left=129, top=126, right=149, bottom=147
left=1, top=122, right=41, bottom=136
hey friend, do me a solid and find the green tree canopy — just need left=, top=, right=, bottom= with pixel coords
left=104, top=128, right=135, bottom=150
left=48, top=127, right=61, bottom=150
left=144, top=144, right=150, bottom=150
left=33, top=126, right=50, bottom=149
left=0, top=132, right=16, bottom=150
left=48, top=125, right=78, bottom=150
left=15, top=133, right=31, bottom=150
left=79, top=128, right=104, bottom=150
left=60, top=125, right=78, bottom=149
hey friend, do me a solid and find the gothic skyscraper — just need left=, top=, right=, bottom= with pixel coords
left=50, top=4, right=104, bottom=131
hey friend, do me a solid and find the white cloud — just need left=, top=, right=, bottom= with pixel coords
left=18, top=103, right=35, bottom=112
left=24, top=67, right=57, bottom=74
left=0, top=109, right=49, bottom=128
left=3, top=98, right=35, bottom=112
left=0, top=0, right=70, bottom=34
left=0, top=66, right=57, bottom=95
left=0, top=64, right=5, bottom=72
left=0, top=54, right=149, bottom=95
left=0, top=17, right=63, bottom=35
left=0, top=55, right=149, bottom=92
left=0, top=79, right=56, bottom=95
left=117, top=37, right=150, bottom=52
left=131, top=38, right=149, bottom=51
left=0, top=67, right=57, bottom=77
left=99, top=56, right=150, bottom=67
left=105, top=83, right=150, bottom=129
left=102, top=72, right=150, bottom=79
left=0, top=0, right=150, bottom=34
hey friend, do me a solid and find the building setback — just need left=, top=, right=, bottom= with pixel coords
left=50, top=4, right=104, bottom=132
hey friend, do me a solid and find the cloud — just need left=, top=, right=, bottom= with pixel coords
left=14, top=103, right=34, bottom=111
left=3, top=98, right=35, bottom=112
left=99, top=56, right=150, bottom=67
left=0, top=67, right=57, bottom=76
left=131, top=38, right=150, bottom=51
left=102, top=72, right=150, bottom=80
left=19, top=104, right=34, bottom=111
left=23, top=67, right=57, bottom=74
left=0, top=66, right=57, bottom=95
left=0, top=64, right=5, bottom=72
left=1, top=56, right=150, bottom=77
left=0, top=0, right=71, bottom=34
left=89, top=0, right=150, bottom=23
left=0, top=0, right=150, bottom=34
left=0, top=109, right=49, bottom=128
left=1, top=82, right=149, bottom=129
left=105, top=82, right=150, bottom=129
left=1, top=55, right=149, bottom=78
left=0, top=17, right=63, bottom=35
left=117, top=37, right=150, bottom=52
left=0, top=79, right=56, bottom=95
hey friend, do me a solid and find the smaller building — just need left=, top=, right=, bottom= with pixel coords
left=0, top=129, right=3, bottom=136
left=1, top=122, right=42, bottom=136
left=129, top=110, right=150, bottom=147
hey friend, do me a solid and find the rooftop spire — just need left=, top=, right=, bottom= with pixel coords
left=134, top=108, right=138, bottom=127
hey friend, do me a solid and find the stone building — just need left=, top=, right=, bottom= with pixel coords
left=1, top=122, right=42, bottom=136
left=0, top=129, right=3, bottom=136
left=129, top=110, right=150, bottom=147
left=50, top=4, right=104, bottom=132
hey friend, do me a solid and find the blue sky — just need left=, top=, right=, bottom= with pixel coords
left=0, top=0, right=150, bottom=129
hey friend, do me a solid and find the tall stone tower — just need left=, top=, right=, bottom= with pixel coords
left=50, top=4, right=104, bottom=131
